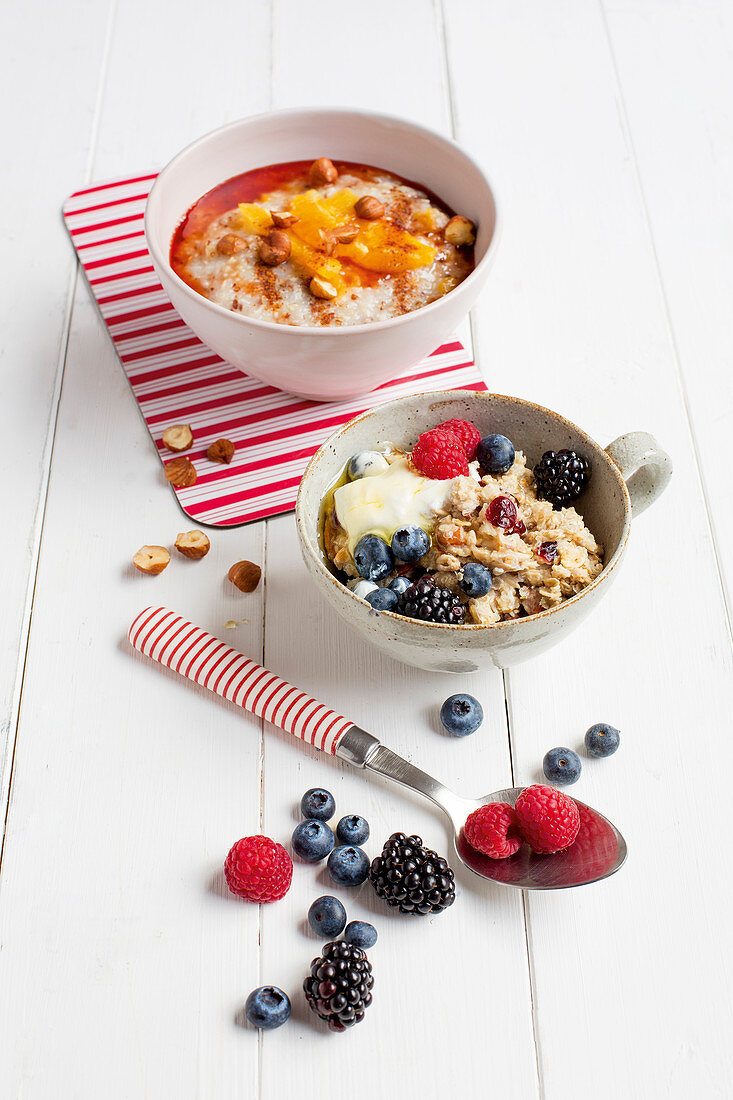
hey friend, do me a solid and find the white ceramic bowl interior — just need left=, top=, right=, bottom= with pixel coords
left=145, top=109, right=499, bottom=400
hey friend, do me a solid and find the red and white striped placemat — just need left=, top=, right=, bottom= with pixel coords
left=63, top=174, right=486, bottom=527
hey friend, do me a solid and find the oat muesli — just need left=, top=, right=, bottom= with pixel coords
left=322, top=418, right=603, bottom=625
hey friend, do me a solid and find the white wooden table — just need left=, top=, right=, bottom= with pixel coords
left=2, top=2, right=732, bottom=1096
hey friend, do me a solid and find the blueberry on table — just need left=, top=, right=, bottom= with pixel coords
left=477, top=433, right=515, bottom=474
left=366, top=587, right=399, bottom=612
left=347, top=450, right=389, bottom=480
left=344, top=920, right=378, bottom=949
left=336, top=814, right=370, bottom=846
left=292, top=820, right=335, bottom=863
left=459, top=562, right=493, bottom=598
left=440, top=693, right=484, bottom=736
left=391, top=525, right=430, bottom=562
left=327, top=845, right=371, bottom=886
left=354, top=534, right=394, bottom=581
left=300, top=787, right=336, bottom=821
left=585, top=722, right=621, bottom=758
left=542, top=746, right=582, bottom=785
left=245, top=986, right=291, bottom=1030
left=308, top=895, right=347, bottom=938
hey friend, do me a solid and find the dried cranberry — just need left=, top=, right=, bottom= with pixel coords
left=488, top=495, right=518, bottom=530
left=537, top=541, right=558, bottom=564
left=512, top=519, right=526, bottom=536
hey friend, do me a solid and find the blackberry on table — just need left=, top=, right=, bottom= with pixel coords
left=532, top=450, right=590, bottom=509
left=303, top=941, right=374, bottom=1032
left=397, top=576, right=466, bottom=624
left=370, top=832, right=456, bottom=915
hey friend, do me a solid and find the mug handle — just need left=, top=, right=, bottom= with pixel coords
left=604, top=432, right=672, bottom=517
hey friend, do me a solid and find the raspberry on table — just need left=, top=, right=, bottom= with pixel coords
left=514, top=785, right=580, bottom=854
left=464, top=803, right=522, bottom=859
left=224, top=835, right=293, bottom=902
left=411, top=428, right=469, bottom=479
left=437, top=418, right=482, bottom=459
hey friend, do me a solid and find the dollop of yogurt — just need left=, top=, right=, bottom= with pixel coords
left=333, top=457, right=455, bottom=552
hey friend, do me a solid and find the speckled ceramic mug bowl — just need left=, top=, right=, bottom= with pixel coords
left=296, top=390, right=672, bottom=672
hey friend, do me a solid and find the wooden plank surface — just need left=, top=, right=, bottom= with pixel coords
left=0, top=1, right=731, bottom=1097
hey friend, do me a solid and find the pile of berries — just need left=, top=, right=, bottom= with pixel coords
left=543, top=721, right=621, bottom=785
left=464, top=785, right=581, bottom=859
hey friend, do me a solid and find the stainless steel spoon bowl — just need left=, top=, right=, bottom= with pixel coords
left=129, top=607, right=628, bottom=891
left=341, top=729, right=627, bottom=889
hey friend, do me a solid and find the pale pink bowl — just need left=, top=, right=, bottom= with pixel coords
left=144, top=108, right=500, bottom=401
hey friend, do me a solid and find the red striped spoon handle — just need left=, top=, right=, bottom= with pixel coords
left=128, top=606, right=354, bottom=756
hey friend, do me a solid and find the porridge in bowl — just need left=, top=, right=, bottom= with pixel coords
left=321, top=418, right=603, bottom=626
left=170, top=158, right=475, bottom=328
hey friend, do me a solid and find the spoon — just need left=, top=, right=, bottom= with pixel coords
left=129, top=607, right=627, bottom=890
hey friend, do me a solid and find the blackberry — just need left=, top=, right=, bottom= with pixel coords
left=533, top=450, right=590, bottom=509
left=303, top=941, right=374, bottom=1032
left=370, top=832, right=456, bottom=915
left=397, top=576, right=466, bottom=624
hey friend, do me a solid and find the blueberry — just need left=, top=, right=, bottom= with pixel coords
left=388, top=575, right=412, bottom=595
left=244, top=986, right=291, bottom=1030
left=440, top=693, right=483, bottom=736
left=391, top=525, right=430, bottom=563
left=292, top=820, right=335, bottom=862
left=300, top=787, right=335, bottom=821
left=477, top=433, right=515, bottom=474
left=352, top=579, right=379, bottom=601
left=344, top=921, right=377, bottom=949
left=327, top=845, right=370, bottom=886
left=308, top=895, right=347, bottom=938
left=347, top=450, right=389, bottom=480
left=584, top=723, right=621, bottom=758
left=336, top=814, right=370, bottom=846
left=459, top=562, right=493, bottom=598
left=354, top=535, right=394, bottom=581
left=543, top=747, right=582, bottom=785
left=366, top=587, right=399, bottom=612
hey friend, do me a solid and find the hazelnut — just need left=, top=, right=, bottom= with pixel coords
left=309, top=276, right=338, bottom=300
left=309, top=158, right=338, bottom=187
left=259, top=229, right=291, bottom=266
left=174, top=530, right=211, bottom=560
left=228, top=560, right=262, bottom=593
left=270, top=210, right=299, bottom=228
left=206, top=437, right=235, bottom=464
left=164, top=456, right=197, bottom=488
left=332, top=224, right=360, bottom=244
left=133, top=545, right=170, bottom=575
left=216, top=234, right=247, bottom=256
left=161, top=423, right=194, bottom=452
left=444, top=215, right=476, bottom=247
left=355, top=195, right=385, bottom=220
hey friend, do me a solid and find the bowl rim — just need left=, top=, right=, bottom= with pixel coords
left=295, top=389, right=632, bottom=632
left=144, top=106, right=501, bottom=338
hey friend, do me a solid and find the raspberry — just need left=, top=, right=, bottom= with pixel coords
left=514, top=785, right=580, bottom=854
left=437, top=418, right=481, bottom=459
left=224, top=835, right=293, bottom=902
left=464, top=803, right=522, bottom=859
left=411, top=428, right=469, bottom=479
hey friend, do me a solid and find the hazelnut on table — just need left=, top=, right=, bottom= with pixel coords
left=133, top=545, right=170, bottom=575
left=175, top=531, right=210, bottom=560
left=228, top=561, right=262, bottom=592
left=162, top=423, right=194, bottom=452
